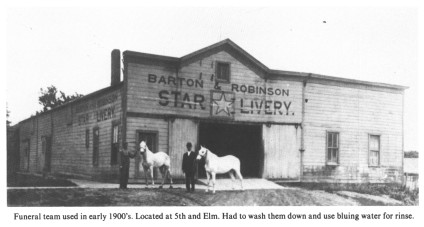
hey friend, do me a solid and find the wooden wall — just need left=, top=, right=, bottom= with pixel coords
left=35, top=113, right=52, bottom=172
left=126, top=51, right=303, bottom=124
left=302, top=82, right=404, bottom=183
left=18, top=85, right=123, bottom=180
left=125, top=49, right=404, bottom=183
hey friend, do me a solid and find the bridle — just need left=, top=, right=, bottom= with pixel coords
left=199, top=148, right=208, bottom=159
left=139, top=142, right=147, bottom=154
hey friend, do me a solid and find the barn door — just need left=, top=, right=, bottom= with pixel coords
left=21, top=140, right=30, bottom=171
left=45, top=137, right=52, bottom=172
left=262, top=125, right=300, bottom=179
left=41, top=136, right=52, bottom=173
left=169, top=119, right=198, bottom=178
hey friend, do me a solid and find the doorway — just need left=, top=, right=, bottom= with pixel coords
left=198, top=122, right=263, bottom=178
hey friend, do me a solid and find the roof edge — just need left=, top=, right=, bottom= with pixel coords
left=124, top=39, right=408, bottom=91
left=18, top=82, right=124, bottom=124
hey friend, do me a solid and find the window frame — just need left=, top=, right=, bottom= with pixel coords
left=326, top=131, right=340, bottom=165
left=92, top=126, right=100, bottom=167
left=215, top=61, right=231, bottom=83
left=85, top=128, right=90, bottom=149
left=368, top=134, right=381, bottom=167
left=136, top=130, right=159, bottom=154
left=111, top=121, right=121, bottom=165
left=22, top=139, right=31, bottom=171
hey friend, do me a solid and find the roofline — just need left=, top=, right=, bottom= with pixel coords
left=19, top=82, right=123, bottom=124
left=123, top=39, right=408, bottom=91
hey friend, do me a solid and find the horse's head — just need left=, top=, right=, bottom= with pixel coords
left=139, top=141, right=147, bottom=153
left=197, top=146, right=208, bottom=160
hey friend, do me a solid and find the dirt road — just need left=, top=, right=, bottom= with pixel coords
left=7, top=187, right=403, bottom=206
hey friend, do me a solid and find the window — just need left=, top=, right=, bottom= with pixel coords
left=111, top=124, right=120, bottom=165
left=41, top=136, right=52, bottom=172
left=85, top=129, right=90, bottom=148
left=41, top=136, right=47, bottom=156
left=137, top=131, right=157, bottom=153
left=22, top=139, right=30, bottom=171
left=93, top=127, right=99, bottom=166
left=66, top=107, right=73, bottom=126
left=216, top=62, right=230, bottom=83
left=369, top=135, right=380, bottom=166
left=326, top=132, right=339, bottom=165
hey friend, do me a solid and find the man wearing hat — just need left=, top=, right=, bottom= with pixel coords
left=182, top=142, right=197, bottom=192
left=119, top=142, right=136, bottom=189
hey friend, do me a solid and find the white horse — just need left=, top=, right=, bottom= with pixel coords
left=196, top=146, right=243, bottom=193
left=139, top=141, right=173, bottom=188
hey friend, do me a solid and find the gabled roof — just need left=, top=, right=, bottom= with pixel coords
left=123, top=39, right=408, bottom=90
left=180, top=39, right=269, bottom=72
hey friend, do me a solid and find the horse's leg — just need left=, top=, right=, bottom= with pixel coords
left=167, top=167, right=173, bottom=188
left=149, top=166, right=154, bottom=186
left=143, top=166, right=149, bottom=187
left=159, top=166, right=166, bottom=189
left=229, top=171, right=236, bottom=190
left=211, top=172, right=216, bottom=194
left=205, top=172, right=210, bottom=192
left=235, top=169, right=244, bottom=191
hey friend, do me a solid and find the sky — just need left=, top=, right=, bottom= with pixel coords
left=4, top=6, right=418, bottom=151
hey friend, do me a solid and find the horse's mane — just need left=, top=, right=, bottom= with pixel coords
left=204, top=148, right=218, bottom=159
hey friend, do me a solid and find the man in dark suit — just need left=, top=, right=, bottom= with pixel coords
left=182, top=142, right=197, bottom=192
left=119, top=142, right=136, bottom=189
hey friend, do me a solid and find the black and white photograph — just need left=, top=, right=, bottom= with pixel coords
left=2, top=0, right=421, bottom=226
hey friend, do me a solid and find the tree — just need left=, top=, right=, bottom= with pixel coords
left=6, top=103, right=11, bottom=127
left=38, top=85, right=84, bottom=112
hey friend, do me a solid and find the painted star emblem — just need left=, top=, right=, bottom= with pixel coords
left=213, top=93, right=234, bottom=116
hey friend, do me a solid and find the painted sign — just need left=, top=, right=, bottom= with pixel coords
left=75, top=93, right=118, bottom=125
left=148, top=74, right=296, bottom=119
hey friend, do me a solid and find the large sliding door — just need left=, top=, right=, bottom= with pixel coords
left=169, top=119, right=198, bottom=178
left=263, top=125, right=300, bottom=179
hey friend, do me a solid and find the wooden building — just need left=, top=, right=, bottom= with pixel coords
left=15, top=39, right=407, bottom=183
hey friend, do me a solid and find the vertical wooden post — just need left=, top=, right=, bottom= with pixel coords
left=299, top=74, right=311, bottom=181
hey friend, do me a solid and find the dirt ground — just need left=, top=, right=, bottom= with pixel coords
left=7, top=186, right=404, bottom=206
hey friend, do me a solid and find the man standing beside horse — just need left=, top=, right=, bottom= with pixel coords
left=119, top=142, right=136, bottom=189
left=182, top=142, right=197, bottom=192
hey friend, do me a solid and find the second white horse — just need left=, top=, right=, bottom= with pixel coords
left=197, top=146, right=243, bottom=193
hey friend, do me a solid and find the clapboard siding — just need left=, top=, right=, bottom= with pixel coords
left=51, top=89, right=123, bottom=179
left=35, top=113, right=52, bottom=172
left=302, top=82, right=403, bottom=183
left=126, top=51, right=303, bottom=123
left=18, top=119, right=34, bottom=171
left=18, top=86, right=123, bottom=180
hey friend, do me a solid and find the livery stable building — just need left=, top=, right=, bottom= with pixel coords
left=14, top=39, right=407, bottom=183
